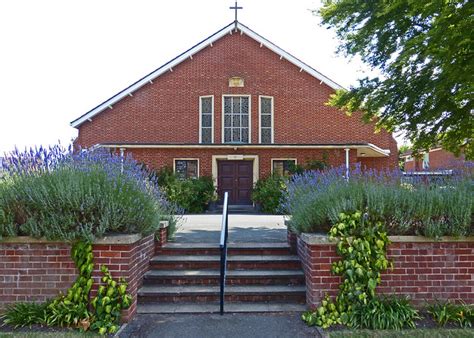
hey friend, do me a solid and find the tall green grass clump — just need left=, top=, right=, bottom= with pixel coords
left=0, top=145, right=179, bottom=241
left=283, top=165, right=473, bottom=237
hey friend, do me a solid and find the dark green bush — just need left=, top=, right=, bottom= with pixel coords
left=0, top=146, right=178, bottom=241
left=251, top=175, right=286, bottom=214
left=156, top=167, right=216, bottom=214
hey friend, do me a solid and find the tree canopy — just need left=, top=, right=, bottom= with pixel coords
left=318, top=0, right=473, bottom=159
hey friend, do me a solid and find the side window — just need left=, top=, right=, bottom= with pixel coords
left=422, top=153, right=430, bottom=169
left=174, top=159, right=198, bottom=179
left=200, top=96, right=213, bottom=144
left=260, top=96, right=273, bottom=144
left=272, top=159, right=296, bottom=176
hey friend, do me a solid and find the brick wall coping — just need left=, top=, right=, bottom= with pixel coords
left=0, top=234, right=146, bottom=245
left=300, top=233, right=474, bottom=245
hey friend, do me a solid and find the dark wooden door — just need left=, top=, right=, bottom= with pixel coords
left=217, top=160, right=253, bottom=205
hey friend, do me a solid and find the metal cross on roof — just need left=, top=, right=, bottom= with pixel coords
left=230, top=1, right=243, bottom=24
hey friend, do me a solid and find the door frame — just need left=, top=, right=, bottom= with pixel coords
left=212, top=155, right=259, bottom=194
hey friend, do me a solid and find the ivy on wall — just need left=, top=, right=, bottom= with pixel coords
left=2, top=241, right=131, bottom=335
left=302, top=211, right=393, bottom=328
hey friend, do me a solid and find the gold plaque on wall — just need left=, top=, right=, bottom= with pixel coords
left=229, top=77, right=244, bottom=87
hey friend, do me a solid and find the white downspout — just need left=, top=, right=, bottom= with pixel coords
left=120, top=148, right=125, bottom=173
left=344, top=148, right=350, bottom=181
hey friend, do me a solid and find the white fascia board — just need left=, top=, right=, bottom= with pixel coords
left=71, top=21, right=345, bottom=128
left=367, top=143, right=391, bottom=156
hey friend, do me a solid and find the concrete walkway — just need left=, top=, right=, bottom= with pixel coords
left=173, top=215, right=288, bottom=243
left=119, top=313, right=322, bottom=338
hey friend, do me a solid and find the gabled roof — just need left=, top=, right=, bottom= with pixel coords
left=71, top=21, right=344, bottom=128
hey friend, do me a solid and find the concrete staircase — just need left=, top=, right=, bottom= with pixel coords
left=137, top=242, right=306, bottom=313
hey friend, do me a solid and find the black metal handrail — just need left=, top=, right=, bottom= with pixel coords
left=219, top=192, right=229, bottom=315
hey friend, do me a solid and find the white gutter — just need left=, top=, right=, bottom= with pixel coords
left=93, top=143, right=390, bottom=157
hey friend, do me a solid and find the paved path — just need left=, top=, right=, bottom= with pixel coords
left=119, top=313, right=322, bottom=338
left=173, top=215, right=288, bottom=243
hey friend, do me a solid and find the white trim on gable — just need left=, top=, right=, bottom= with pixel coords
left=199, top=95, right=214, bottom=144
left=71, top=21, right=344, bottom=128
left=258, top=95, right=274, bottom=144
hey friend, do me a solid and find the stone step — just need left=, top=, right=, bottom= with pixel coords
left=138, top=302, right=307, bottom=314
left=138, top=285, right=306, bottom=303
left=143, top=269, right=305, bottom=286
left=149, top=254, right=301, bottom=270
left=157, top=242, right=292, bottom=255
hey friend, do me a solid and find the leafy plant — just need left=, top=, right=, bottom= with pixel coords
left=1, top=302, right=48, bottom=328
left=302, top=211, right=393, bottom=328
left=251, top=175, right=286, bottom=214
left=428, top=301, right=474, bottom=328
left=90, top=265, right=131, bottom=335
left=156, top=166, right=216, bottom=213
left=45, top=241, right=94, bottom=329
left=317, top=1, right=473, bottom=159
left=349, top=296, right=420, bottom=330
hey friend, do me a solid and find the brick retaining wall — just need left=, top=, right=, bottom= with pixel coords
left=297, top=233, right=474, bottom=308
left=0, top=232, right=159, bottom=322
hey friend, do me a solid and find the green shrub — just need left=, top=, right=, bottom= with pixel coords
left=1, top=302, right=48, bottom=328
left=156, top=167, right=216, bottom=214
left=0, top=146, right=177, bottom=241
left=349, top=296, right=420, bottom=330
left=428, top=301, right=474, bottom=328
left=251, top=175, right=286, bottom=214
left=284, top=166, right=473, bottom=237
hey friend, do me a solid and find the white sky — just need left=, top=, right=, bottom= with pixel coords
left=0, top=0, right=396, bottom=155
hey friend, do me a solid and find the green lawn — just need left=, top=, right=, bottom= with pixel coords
left=330, top=328, right=474, bottom=338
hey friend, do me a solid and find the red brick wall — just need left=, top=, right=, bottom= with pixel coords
left=0, top=242, right=76, bottom=305
left=0, top=234, right=155, bottom=322
left=129, top=147, right=363, bottom=178
left=297, top=236, right=474, bottom=308
left=404, top=159, right=419, bottom=171
left=404, top=149, right=467, bottom=171
left=428, top=149, right=466, bottom=169
left=75, top=31, right=398, bottom=170
left=92, top=235, right=155, bottom=321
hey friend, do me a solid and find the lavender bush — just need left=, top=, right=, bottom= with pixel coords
left=283, top=165, right=473, bottom=237
left=0, top=145, right=180, bottom=241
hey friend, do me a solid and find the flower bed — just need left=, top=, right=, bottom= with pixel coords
left=283, top=165, right=473, bottom=238
left=0, top=146, right=178, bottom=332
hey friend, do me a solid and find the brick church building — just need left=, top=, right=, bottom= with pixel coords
left=72, top=21, right=398, bottom=205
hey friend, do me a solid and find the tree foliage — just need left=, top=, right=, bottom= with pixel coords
left=318, top=0, right=474, bottom=159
